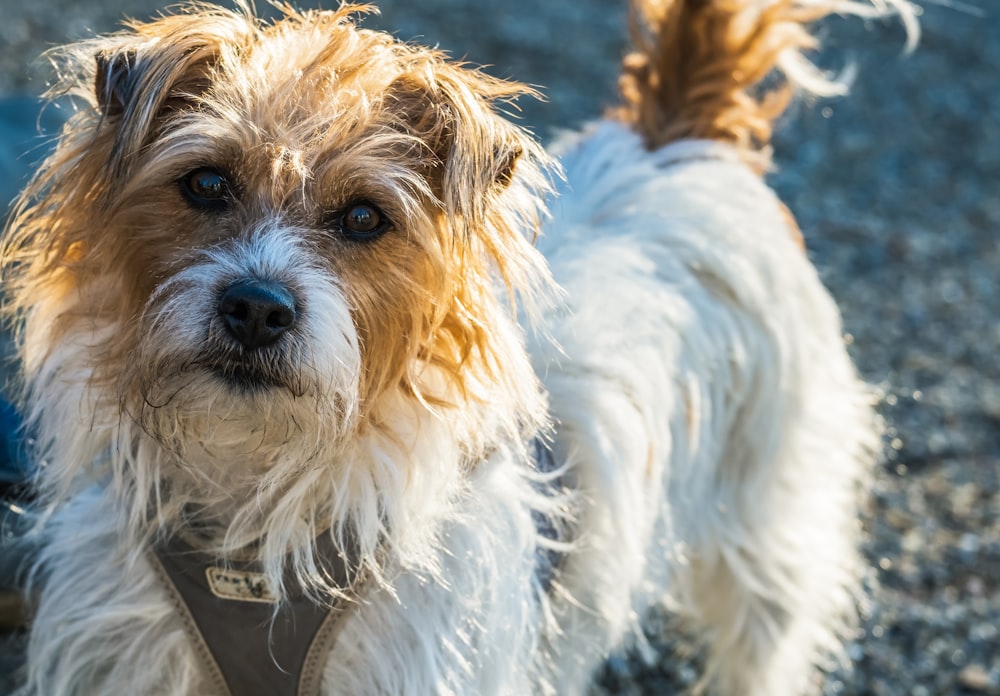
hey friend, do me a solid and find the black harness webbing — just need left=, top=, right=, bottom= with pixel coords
left=150, top=534, right=354, bottom=696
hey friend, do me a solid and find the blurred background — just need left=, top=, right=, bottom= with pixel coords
left=0, top=1, right=997, bottom=694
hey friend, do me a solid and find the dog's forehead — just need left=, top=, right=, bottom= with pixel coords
left=130, top=25, right=435, bottom=206
left=194, top=19, right=407, bottom=133
left=86, top=5, right=535, bottom=213
left=155, top=23, right=441, bottom=179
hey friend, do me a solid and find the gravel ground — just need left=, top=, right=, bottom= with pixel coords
left=1, top=1, right=997, bottom=694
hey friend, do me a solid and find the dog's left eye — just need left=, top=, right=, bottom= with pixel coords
left=333, top=202, right=390, bottom=242
left=180, top=168, right=231, bottom=210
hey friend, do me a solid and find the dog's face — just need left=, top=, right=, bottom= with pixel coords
left=5, top=5, right=550, bottom=478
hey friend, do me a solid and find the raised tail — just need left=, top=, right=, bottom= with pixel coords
left=613, top=0, right=918, bottom=170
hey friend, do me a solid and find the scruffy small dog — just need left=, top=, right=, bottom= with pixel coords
left=3, top=0, right=916, bottom=694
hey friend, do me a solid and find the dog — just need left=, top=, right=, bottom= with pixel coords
left=2, top=0, right=917, bottom=693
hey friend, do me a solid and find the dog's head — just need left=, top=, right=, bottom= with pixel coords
left=3, top=4, right=552, bottom=517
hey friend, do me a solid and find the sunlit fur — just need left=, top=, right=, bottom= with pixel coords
left=3, top=1, right=915, bottom=694
left=614, top=0, right=919, bottom=171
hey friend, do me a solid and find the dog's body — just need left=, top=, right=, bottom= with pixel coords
left=4, top=1, right=915, bottom=694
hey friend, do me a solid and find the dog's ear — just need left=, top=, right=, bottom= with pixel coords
left=90, top=13, right=252, bottom=175
left=93, top=41, right=217, bottom=173
left=386, top=66, right=543, bottom=233
left=386, top=63, right=556, bottom=322
left=94, top=48, right=138, bottom=118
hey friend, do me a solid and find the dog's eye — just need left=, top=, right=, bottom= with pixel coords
left=180, top=168, right=231, bottom=210
left=335, top=203, right=390, bottom=241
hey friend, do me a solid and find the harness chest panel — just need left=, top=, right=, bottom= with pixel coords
left=148, top=438, right=565, bottom=694
left=150, top=536, right=352, bottom=696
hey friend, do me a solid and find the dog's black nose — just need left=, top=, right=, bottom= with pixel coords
left=218, top=279, right=297, bottom=349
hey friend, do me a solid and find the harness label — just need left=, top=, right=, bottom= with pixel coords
left=205, top=567, right=277, bottom=603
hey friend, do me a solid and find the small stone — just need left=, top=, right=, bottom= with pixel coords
left=885, top=508, right=913, bottom=530
left=958, top=533, right=980, bottom=555
left=958, top=664, right=994, bottom=692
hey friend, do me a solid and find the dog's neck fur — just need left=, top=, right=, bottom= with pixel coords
left=24, top=300, right=545, bottom=598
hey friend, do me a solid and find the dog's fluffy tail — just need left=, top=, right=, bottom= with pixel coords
left=614, top=0, right=918, bottom=168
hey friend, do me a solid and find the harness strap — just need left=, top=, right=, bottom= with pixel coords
left=151, top=534, right=354, bottom=696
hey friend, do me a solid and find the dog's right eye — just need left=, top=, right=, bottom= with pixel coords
left=180, top=168, right=231, bottom=210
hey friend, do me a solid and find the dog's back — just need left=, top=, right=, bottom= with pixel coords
left=530, top=1, right=916, bottom=693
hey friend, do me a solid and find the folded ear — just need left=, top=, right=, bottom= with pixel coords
left=386, top=64, right=544, bottom=233
left=94, top=48, right=138, bottom=118
left=89, top=12, right=253, bottom=173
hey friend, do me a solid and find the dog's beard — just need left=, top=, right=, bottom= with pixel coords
left=121, top=227, right=362, bottom=479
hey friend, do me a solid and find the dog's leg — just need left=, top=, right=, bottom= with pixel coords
left=681, top=359, right=877, bottom=696
left=642, top=223, right=877, bottom=696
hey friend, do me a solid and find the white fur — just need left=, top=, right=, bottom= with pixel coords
left=529, top=123, right=877, bottom=694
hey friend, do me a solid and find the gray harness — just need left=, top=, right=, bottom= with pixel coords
left=150, top=534, right=355, bottom=696
left=149, top=439, right=565, bottom=695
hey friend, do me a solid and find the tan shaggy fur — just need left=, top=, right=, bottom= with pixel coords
left=617, top=0, right=841, bottom=170
left=2, top=3, right=551, bottom=433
